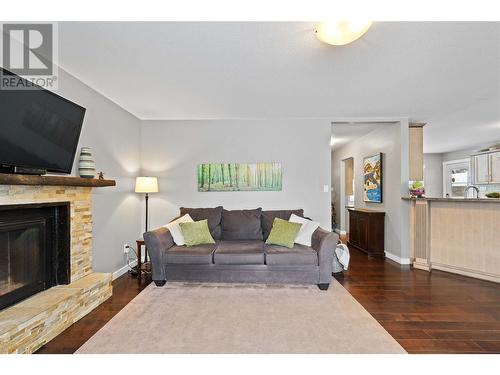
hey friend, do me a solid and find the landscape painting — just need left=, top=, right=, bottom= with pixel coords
left=198, top=162, right=282, bottom=192
left=363, top=153, right=383, bottom=203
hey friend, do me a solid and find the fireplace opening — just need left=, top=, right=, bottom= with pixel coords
left=0, top=202, right=70, bottom=310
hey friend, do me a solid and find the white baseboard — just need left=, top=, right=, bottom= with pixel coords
left=113, top=260, right=137, bottom=281
left=385, top=251, right=411, bottom=265
left=431, top=262, right=500, bottom=283
left=334, top=228, right=347, bottom=235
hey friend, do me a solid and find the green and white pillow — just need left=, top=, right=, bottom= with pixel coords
left=163, top=214, right=194, bottom=245
left=289, top=214, right=320, bottom=247
left=265, top=218, right=302, bottom=248
left=179, top=219, right=215, bottom=247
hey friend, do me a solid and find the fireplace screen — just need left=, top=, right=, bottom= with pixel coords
left=0, top=223, right=45, bottom=299
left=0, top=203, right=70, bottom=310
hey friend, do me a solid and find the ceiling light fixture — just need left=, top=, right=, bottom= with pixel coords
left=315, top=21, right=372, bottom=46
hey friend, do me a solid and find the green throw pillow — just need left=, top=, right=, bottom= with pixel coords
left=265, top=218, right=302, bottom=248
left=179, top=219, right=215, bottom=247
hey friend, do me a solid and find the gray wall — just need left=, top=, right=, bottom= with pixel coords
left=423, top=153, right=443, bottom=197
left=442, top=146, right=481, bottom=162
left=331, top=124, right=403, bottom=259
left=440, top=141, right=499, bottom=163
left=56, top=68, right=142, bottom=275
left=140, top=119, right=332, bottom=230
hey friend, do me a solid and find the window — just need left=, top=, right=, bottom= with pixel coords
left=443, top=159, right=470, bottom=198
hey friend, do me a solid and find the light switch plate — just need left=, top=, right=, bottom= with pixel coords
left=323, top=185, right=329, bottom=193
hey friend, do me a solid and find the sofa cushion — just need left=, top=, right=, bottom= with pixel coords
left=166, top=243, right=217, bottom=264
left=265, top=218, right=302, bottom=249
left=289, top=214, right=320, bottom=247
left=179, top=219, right=215, bottom=246
left=163, top=214, right=194, bottom=246
left=180, top=206, right=223, bottom=240
left=221, top=208, right=263, bottom=240
left=265, top=243, right=318, bottom=266
left=214, top=240, right=265, bottom=265
left=261, top=209, right=304, bottom=240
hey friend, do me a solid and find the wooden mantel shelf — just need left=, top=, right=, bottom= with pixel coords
left=0, top=173, right=116, bottom=187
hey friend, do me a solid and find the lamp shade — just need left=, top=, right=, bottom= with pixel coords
left=135, top=176, right=159, bottom=193
left=315, top=21, right=372, bottom=46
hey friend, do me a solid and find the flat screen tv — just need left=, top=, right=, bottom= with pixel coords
left=0, top=68, right=86, bottom=174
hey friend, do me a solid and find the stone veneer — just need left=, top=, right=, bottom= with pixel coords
left=0, top=184, right=113, bottom=353
left=0, top=273, right=112, bottom=353
left=0, top=185, right=93, bottom=281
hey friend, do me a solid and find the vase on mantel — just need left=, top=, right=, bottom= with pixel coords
left=78, top=147, right=96, bottom=178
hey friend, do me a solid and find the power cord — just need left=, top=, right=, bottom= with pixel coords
left=124, top=245, right=139, bottom=273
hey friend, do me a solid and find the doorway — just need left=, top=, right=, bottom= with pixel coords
left=339, top=157, right=354, bottom=235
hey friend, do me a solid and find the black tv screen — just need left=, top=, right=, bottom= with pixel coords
left=0, top=68, right=86, bottom=174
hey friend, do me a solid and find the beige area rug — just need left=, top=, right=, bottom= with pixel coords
left=76, top=280, right=406, bottom=354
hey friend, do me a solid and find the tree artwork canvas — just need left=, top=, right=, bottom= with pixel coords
left=198, top=163, right=282, bottom=192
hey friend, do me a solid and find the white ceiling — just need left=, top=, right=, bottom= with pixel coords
left=57, top=22, right=500, bottom=153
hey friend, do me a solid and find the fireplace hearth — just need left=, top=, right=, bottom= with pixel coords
left=0, top=202, right=70, bottom=310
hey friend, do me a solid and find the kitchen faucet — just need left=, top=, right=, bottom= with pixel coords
left=464, top=185, right=480, bottom=198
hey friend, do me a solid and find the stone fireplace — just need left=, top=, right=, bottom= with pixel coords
left=0, top=176, right=115, bottom=353
left=0, top=202, right=71, bottom=310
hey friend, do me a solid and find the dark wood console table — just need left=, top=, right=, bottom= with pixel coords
left=347, top=208, right=385, bottom=258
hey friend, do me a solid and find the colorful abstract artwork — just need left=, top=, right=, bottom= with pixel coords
left=363, top=153, right=383, bottom=203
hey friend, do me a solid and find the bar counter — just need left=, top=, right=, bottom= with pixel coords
left=403, top=196, right=500, bottom=283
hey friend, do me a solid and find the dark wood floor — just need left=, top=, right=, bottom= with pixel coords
left=36, top=249, right=500, bottom=354
left=36, top=272, right=149, bottom=354
left=334, top=247, right=500, bottom=354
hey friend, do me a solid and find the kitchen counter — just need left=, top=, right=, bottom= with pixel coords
left=406, top=197, right=500, bottom=283
left=402, top=196, right=500, bottom=203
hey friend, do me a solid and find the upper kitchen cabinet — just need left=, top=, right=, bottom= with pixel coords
left=491, top=151, right=500, bottom=183
left=473, top=151, right=500, bottom=184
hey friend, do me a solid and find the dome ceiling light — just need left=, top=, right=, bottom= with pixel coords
left=315, top=21, right=372, bottom=46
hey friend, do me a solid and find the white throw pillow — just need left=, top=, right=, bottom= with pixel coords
left=163, top=214, right=194, bottom=246
left=289, top=214, right=320, bottom=247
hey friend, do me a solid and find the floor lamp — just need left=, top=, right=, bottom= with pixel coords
left=135, top=176, right=159, bottom=263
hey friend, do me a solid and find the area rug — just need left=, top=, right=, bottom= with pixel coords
left=76, top=280, right=406, bottom=354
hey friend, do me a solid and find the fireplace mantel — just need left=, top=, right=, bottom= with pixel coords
left=0, top=173, right=116, bottom=187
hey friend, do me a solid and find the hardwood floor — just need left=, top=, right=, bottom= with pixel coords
left=36, top=249, right=500, bottom=354
left=35, top=272, right=149, bottom=354
left=334, top=247, right=500, bottom=354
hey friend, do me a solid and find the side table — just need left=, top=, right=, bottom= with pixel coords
left=136, top=239, right=151, bottom=280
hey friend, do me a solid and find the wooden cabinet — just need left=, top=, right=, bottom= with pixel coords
left=347, top=208, right=385, bottom=258
left=473, top=153, right=491, bottom=184
left=490, top=151, right=500, bottom=183
left=472, top=151, right=500, bottom=184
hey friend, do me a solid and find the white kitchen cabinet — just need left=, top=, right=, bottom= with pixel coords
left=473, top=153, right=490, bottom=184
left=473, top=151, right=500, bottom=184
left=490, top=151, right=500, bottom=183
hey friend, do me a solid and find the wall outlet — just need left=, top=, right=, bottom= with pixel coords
left=123, top=244, right=130, bottom=254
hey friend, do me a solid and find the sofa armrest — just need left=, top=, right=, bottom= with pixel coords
left=143, top=227, right=175, bottom=282
left=311, top=228, right=339, bottom=284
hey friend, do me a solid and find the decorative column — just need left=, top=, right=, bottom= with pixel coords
left=408, top=122, right=426, bottom=181
left=410, top=199, right=431, bottom=271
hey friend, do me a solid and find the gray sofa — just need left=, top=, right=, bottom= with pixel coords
left=143, top=207, right=339, bottom=290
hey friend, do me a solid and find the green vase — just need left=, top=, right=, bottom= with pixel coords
left=78, top=147, right=96, bottom=178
